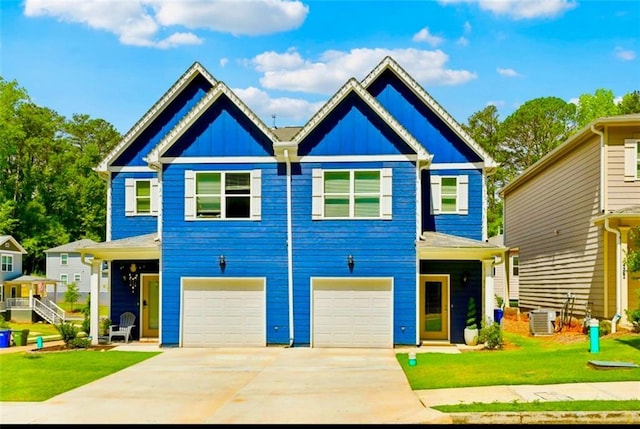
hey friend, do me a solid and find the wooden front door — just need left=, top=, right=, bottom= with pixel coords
left=420, top=275, right=450, bottom=341
left=141, top=274, right=159, bottom=338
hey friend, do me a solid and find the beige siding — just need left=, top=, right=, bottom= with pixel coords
left=493, top=263, right=505, bottom=302
left=504, top=136, right=604, bottom=317
left=605, top=126, right=640, bottom=210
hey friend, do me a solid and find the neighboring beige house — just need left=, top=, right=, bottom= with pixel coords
left=500, top=114, right=640, bottom=331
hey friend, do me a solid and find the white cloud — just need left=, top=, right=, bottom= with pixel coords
left=457, top=37, right=469, bottom=47
left=233, top=86, right=324, bottom=126
left=412, top=28, right=444, bottom=47
left=24, top=0, right=308, bottom=48
left=497, top=67, right=521, bottom=77
left=613, top=47, right=636, bottom=61
left=438, top=0, right=577, bottom=20
left=249, top=48, right=477, bottom=95
left=463, top=21, right=472, bottom=34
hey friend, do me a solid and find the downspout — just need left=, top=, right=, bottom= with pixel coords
left=591, top=124, right=621, bottom=334
left=284, top=149, right=294, bottom=347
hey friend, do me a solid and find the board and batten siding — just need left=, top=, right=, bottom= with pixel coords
left=605, top=127, right=640, bottom=211
left=504, top=136, right=605, bottom=318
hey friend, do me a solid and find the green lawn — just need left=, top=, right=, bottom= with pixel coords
left=398, top=331, right=640, bottom=413
left=0, top=351, right=160, bottom=401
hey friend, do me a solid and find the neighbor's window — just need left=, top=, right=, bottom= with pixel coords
left=60, top=274, right=68, bottom=286
left=61, top=253, right=68, bottom=265
left=512, top=256, right=519, bottom=276
left=1, top=255, right=13, bottom=272
left=74, top=273, right=81, bottom=283
left=196, top=172, right=251, bottom=219
left=324, top=170, right=381, bottom=218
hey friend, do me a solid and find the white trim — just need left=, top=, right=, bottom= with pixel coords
left=125, top=178, right=158, bottom=217
left=158, top=154, right=418, bottom=165
left=60, top=253, right=69, bottom=266
left=251, top=169, right=262, bottom=220
left=108, top=166, right=157, bottom=173
left=185, top=170, right=195, bottom=220
left=430, top=162, right=484, bottom=170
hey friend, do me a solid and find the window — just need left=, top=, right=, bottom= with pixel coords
left=430, top=175, right=468, bottom=215
left=60, top=274, right=68, bottom=286
left=512, top=256, right=519, bottom=276
left=125, top=178, right=159, bottom=216
left=1, top=255, right=13, bottom=272
left=74, top=273, right=81, bottom=283
left=61, top=253, right=68, bottom=266
left=312, top=168, right=392, bottom=220
left=185, top=170, right=262, bottom=220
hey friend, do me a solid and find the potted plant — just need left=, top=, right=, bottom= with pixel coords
left=464, top=297, right=479, bottom=346
left=494, top=294, right=505, bottom=325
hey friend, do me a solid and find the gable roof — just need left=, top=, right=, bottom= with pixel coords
left=145, top=81, right=280, bottom=168
left=0, top=235, right=27, bottom=254
left=95, top=62, right=217, bottom=175
left=361, top=56, right=497, bottom=171
left=501, top=113, right=640, bottom=196
left=44, top=238, right=98, bottom=254
left=286, top=77, right=432, bottom=163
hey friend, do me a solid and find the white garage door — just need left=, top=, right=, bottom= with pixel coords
left=182, top=278, right=265, bottom=347
left=312, top=278, right=393, bottom=348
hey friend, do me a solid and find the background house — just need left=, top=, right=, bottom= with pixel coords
left=487, top=234, right=519, bottom=307
left=44, top=239, right=109, bottom=302
left=500, top=114, right=640, bottom=331
left=80, top=57, right=505, bottom=348
left=0, top=235, right=27, bottom=316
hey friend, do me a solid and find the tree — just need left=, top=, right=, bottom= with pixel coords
left=574, top=88, right=619, bottom=128
left=64, top=282, right=81, bottom=312
left=497, top=97, right=577, bottom=183
left=625, top=227, right=640, bottom=278
left=618, top=90, right=640, bottom=115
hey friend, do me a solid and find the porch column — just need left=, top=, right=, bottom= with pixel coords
left=90, top=259, right=102, bottom=346
left=483, top=259, right=495, bottom=324
left=620, top=227, right=630, bottom=326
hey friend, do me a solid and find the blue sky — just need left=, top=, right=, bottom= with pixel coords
left=1, top=0, right=638, bottom=134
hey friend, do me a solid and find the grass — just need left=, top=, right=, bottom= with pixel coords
left=0, top=351, right=160, bottom=401
left=398, top=331, right=640, bottom=413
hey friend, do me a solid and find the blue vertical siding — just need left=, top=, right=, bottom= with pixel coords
left=367, top=70, right=481, bottom=163
left=111, top=171, right=158, bottom=240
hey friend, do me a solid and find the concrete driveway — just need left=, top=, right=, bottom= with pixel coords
left=0, top=346, right=450, bottom=424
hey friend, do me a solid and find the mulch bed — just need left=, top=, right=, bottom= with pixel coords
left=29, top=344, right=117, bottom=353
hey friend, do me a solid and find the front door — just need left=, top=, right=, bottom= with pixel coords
left=420, top=275, right=449, bottom=341
left=141, top=274, right=159, bottom=338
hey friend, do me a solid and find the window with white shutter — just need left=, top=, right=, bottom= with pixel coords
left=430, top=174, right=468, bottom=215
left=125, top=178, right=159, bottom=216
left=624, top=139, right=639, bottom=182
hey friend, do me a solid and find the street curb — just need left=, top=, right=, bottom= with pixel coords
left=449, top=410, right=640, bottom=424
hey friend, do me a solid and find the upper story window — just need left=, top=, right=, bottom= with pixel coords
left=624, top=139, right=640, bottom=181
left=185, top=170, right=262, bottom=221
left=1, top=255, right=13, bottom=272
left=430, top=175, right=469, bottom=215
left=60, top=273, right=68, bottom=286
left=125, top=178, right=159, bottom=216
left=312, top=168, right=392, bottom=220
left=61, top=253, right=68, bottom=265
left=512, top=256, right=519, bottom=276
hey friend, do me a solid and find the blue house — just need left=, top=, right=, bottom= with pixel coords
left=81, top=57, right=506, bottom=348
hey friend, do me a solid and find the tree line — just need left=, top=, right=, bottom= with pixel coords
left=1, top=76, right=639, bottom=274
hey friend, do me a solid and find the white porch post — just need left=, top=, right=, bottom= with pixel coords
left=90, top=259, right=102, bottom=346
left=483, top=259, right=495, bottom=324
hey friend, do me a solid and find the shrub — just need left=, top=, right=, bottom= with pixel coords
left=479, top=318, right=504, bottom=350
left=599, top=320, right=612, bottom=336
left=625, top=309, right=640, bottom=333
left=100, top=317, right=112, bottom=336
left=55, top=322, right=79, bottom=347
left=68, top=337, right=91, bottom=349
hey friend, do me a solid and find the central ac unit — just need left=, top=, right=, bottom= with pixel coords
left=529, top=309, right=555, bottom=335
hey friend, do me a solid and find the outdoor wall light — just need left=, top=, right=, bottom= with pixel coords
left=347, top=254, right=354, bottom=270
left=218, top=254, right=226, bottom=269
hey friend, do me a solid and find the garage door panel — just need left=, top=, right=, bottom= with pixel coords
left=182, top=278, right=265, bottom=347
left=312, top=279, right=393, bottom=348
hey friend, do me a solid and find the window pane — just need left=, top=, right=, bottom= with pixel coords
left=325, top=172, right=350, bottom=193
left=136, top=181, right=150, bottom=197
left=197, top=173, right=220, bottom=194
left=354, top=171, right=379, bottom=193
left=441, top=197, right=456, bottom=212
left=226, top=196, right=251, bottom=218
left=325, top=197, right=349, bottom=217
left=226, top=173, right=250, bottom=194
left=137, top=198, right=151, bottom=213
left=441, top=177, right=457, bottom=195
left=355, top=196, right=379, bottom=217
left=197, top=196, right=221, bottom=217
